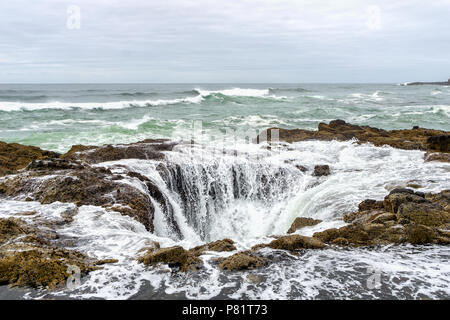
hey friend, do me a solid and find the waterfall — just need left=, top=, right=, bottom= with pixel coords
left=118, top=145, right=307, bottom=242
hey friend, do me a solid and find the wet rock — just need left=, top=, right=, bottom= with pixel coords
left=94, top=259, right=119, bottom=266
left=287, top=217, right=322, bottom=233
left=344, top=198, right=385, bottom=223
left=405, top=224, right=437, bottom=244
left=189, top=239, right=237, bottom=256
left=0, top=249, right=98, bottom=289
left=314, top=189, right=450, bottom=246
left=383, top=189, right=428, bottom=213
left=425, top=190, right=450, bottom=210
left=246, top=274, right=262, bottom=284
left=424, top=152, right=450, bottom=163
left=61, top=140, right=177, bottom=164
left=0, top=218, right=101, bottom=289
left=388, top=188, right=416, bottom=195
left=0, top=166, right=155, bottom=232
left=0, top=218, right=27, bottom=244
left=255, top=120, right=450, bottom=152
left=218, top=252, right=268, bottom=271
left=397, top=202, right=450, bottom=226
left=266, top=234, right=325, bottom=250
left=60, top=145, right=98, bottom=158
left=406, top=183, right=423, bottom=189
left=27, top=158, right=85, bottom=172
left=139, top=246, right=188, bottom=266
left=295, top=165, right=308, bottom=172
left=358, top=199, right=384, bottom=212
left=139, top=240, right=238, bottom=272
left=369, top=212, right=397, bottom=224
left=314, top=225, right=371, bottom=246
left=139, top=246, right=202, bottom=272
left=208, top=239, right=236, bottom=252
left=313, top=165, right=330, bottom=177
left=426, top=135, right=449, bottom=152
left=0, top=141, right=60, bottom=176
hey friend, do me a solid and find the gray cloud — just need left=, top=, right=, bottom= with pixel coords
left=1, top=0, right=450, bottom=83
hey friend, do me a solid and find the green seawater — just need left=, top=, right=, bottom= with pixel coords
left=0, top=83, right=449, bottom=152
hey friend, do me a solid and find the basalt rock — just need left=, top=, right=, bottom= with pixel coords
left=190, top=239, right=237, bottom=255
left=313, top=165, right=330, bottom=177
left=314, top=189, right=450, bottom=246
left=358, top=199, right=384, bottom=212
left=139, top=239, right=238, bottom=272
left=27, top=158, right=85, bottom=171
left=138, top=246, right=202, bottom=272
left=0, top=162, right=155, bottom=232
left=426, top=135, right=449, bottom=152
left=255, top=120, right=450, bottom=152
left=0, top=249, right=98, bottom=289
left=0, top=218, right=101, bottom=289
left=383, top=188, right=427, bottom=214
left=61, top=139, right=177, bottom=164
left=218, top=252, right=268, bottom=271
left=287, top=217, right=322, bottom=233
left=266, top=234, right=325, bottom=250
left=424, top=152, right=450, bottom=163
left=0, top=141, right=60, bottom=177
left=0, top=140, right=185, bottom=234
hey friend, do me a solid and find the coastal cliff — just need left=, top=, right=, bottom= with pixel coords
left=406, top=79, right=450, bottom=86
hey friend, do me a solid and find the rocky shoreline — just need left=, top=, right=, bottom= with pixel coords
left=257, top=119, right=449, bottom=153
left=0, top=120, right=449, bottom=289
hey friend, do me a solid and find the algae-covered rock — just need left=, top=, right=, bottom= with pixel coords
left=358, top=199, right=384, bottom=212
left=0, top=249, right=98, bottom=289
left=218, top=252, right=267, bottom=271
left=207, top=239, right=236, bottom=252
left=139, top=246, right=188, bottom=266
left=0, top=166, right=155, bottom=232
left=255, top=120, right=450, bottom=152
left=61, top=140, right=176, bottom=164
left=94, top=259, right=119, bottom=266
left=314, top=225, right=370, bottom=246
left=267, top=234, right=325, bottom=250
left=424, top=152, right=450, bottom=163
left=0, top=218, right=102, bottom=289
left=287, top=217, right=322, bottom=233
left=0, top=218, right=27, bottom=244
left=426, top=135, right=449, bottom=152
left=0, top=141, right=60, bottom=176
left=314, top=189, right=450, bottom=247
left=138, top=246, right=202, bottom=272
left=397, top=202, right=450, bottom=227
left=383, top=189, right=428, bottom=214
left=190, top=239, right=237, bottom=255
left=313, top=165, right=330, bottom=177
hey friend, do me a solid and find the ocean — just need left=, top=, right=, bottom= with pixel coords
left=0, top=83, right=449, bottom=299
left=1, top=83, right=449, bottom=152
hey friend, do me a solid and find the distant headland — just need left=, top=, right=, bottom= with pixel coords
left=405, top=78, right=450, bottom=86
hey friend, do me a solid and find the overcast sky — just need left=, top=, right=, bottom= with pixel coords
left=1, top=0, right=449, bottom=83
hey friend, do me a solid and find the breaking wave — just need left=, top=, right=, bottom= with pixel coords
left=0, top=87, right=288, bottom=111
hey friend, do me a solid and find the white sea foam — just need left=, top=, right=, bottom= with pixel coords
left=195, top=88, right=270, bottom=97
left=0, top=87, right=289, bottom=111
left=0, top=95, right=205, bottom=111
left=1, top=140, right=449, bottom=299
